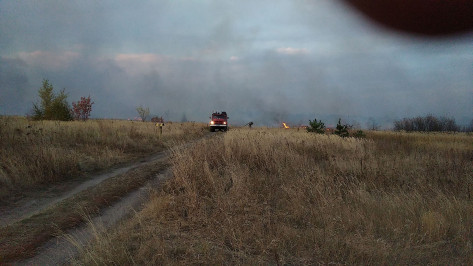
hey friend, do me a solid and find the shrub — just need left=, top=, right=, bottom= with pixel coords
left=72, top=96, right=94, bottom=121
left=307, top=118, right=325, bottom=134
left=353, top=130, right=366, bottom=138
left=334, top=118, right=349, bottom=137
left=151, top=116, right=164, bottom=123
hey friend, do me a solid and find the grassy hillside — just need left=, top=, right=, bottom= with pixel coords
left=76, top=128, right=473, bottom=264
left=0, top=116, right=206, bottom=200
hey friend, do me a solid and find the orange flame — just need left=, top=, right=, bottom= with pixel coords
left=283, top=122, right=290, bottom=129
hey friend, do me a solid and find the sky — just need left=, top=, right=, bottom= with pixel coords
left=0, top=0, right=472, bottom=127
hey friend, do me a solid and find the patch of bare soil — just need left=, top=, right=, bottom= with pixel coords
left=17, top=169, right=172, bottom=265
left=0, top=152, right=168, bottom=227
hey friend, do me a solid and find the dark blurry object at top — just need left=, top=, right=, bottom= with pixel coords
left=342, top=0, right=473, bottom=36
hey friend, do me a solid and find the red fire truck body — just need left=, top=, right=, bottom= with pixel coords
left=209, top=111, right=229, bottom=132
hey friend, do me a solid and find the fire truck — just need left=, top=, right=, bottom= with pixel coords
left=209, top=111, right=229, bottom=132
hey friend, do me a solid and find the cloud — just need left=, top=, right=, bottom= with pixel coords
left=0, top=56, right=32, bottom=115
left=0, top=1, right=472, bottom=126
left=275, top=47, right=309, bottom=55
left=16, top=50, right=80, bottom=70
left=113, top=53, right=169, bottom=76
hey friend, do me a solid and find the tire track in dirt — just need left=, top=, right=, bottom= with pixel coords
left=1, top=133, right=216, bottom=228
left=17, top=169, right=172, bottom=265
left=0, top=152, right=168, bottom=227
left=7, top=132, right=217, bottom=265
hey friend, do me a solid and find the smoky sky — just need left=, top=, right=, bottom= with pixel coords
left=0, top=0, right=472, bottom=127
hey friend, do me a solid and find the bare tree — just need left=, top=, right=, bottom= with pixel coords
left=367, top=117, right=379, bottom=130
left=136, top=105, right=150, bottom=122
left=394, top=115, right=459, bottom=132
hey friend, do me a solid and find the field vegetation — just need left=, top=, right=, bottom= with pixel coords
left=393, top=114, right=461, bottom=132
left=76, top=128, right=473, bottom=264
left=0, top=116, right=206, bottom=200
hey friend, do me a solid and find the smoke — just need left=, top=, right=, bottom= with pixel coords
left=0, top=0, right=472, bottom=127
left=0, top=57, right=32, bottom=115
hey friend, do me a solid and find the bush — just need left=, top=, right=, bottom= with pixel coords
left=353, top=130, right=366, bottom=138
left=31, top=79, right=73, bottom=121
left=334, top=118, right=349, bottom=137
left=72, top=96, right=94, bottom=121
left=307, top=118, right=325, bottom=134
left=151, top=116, right=164, bottom=123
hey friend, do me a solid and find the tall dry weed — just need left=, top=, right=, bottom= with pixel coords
left=77, top=128, right=473, bottom=264
left=0, top=116, right=206, bottom=199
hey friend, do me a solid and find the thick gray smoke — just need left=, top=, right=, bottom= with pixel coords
left=1, top=0, right=472, bottom=127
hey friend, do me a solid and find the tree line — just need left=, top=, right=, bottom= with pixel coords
left=29, top=80, right=471, bottom=132
left=393, top=115, right=465, bottom=132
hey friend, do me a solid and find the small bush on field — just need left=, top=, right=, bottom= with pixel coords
left=77, top=128, right=473, bottom=264
left=151, top=116, right=164, bottom=123
left=72, top=96, right=94, bottom=121
left=307, top=118, right=325, bottom=133
left=334, top=118, right=349, bottom=137
left=353, top=130, right=366, bottom=138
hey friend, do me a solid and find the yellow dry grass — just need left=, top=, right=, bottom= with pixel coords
left=0, top=116, right=206, bottom=199
left=76, top=128, right=473, bottom=264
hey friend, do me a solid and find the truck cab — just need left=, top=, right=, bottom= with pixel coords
left=209, top=111, right=229, bottom=132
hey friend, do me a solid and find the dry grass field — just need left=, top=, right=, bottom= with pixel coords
left=75, top=128, right=473, bottom=264
left=0, top=116, right=206, bottom=200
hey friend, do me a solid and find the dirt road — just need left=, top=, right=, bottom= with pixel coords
left=17, top=169, right=172, bottom=265
left=1, top=133, right=215, bottom=264
left=0, top=152, right=168, bottom=227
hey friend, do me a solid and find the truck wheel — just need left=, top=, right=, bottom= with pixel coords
left=210, top=128, right=215, bottom=132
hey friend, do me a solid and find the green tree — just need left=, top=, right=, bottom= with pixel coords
left=32, top=79, right=72, bottom=121
left=50, top=89, right=73, bottom=121
left=307, top=118, right=325, bottom=134
left=334, top=118, right=349, bottom=138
